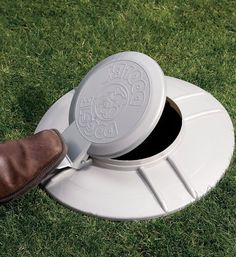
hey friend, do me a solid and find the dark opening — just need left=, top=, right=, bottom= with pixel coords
left=115, top=100, right=182, bottom=160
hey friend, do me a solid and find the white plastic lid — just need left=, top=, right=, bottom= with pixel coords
left=60, top=52, right=166, bottom=168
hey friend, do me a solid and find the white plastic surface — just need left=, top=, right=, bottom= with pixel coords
left=58, top=52, right=166, bottom=169
left=36, top=76, right=234, bottom=220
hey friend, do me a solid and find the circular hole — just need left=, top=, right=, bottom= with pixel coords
left=115, top=99, right=182, bottom=160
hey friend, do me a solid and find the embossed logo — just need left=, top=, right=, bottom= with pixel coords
left=109, top=63, right=148, bottom=107
left=94, top=84, right=128, bottom=120
left=77, top=60, right=150, bottom=143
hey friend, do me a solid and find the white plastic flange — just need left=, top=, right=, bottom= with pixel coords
left=36, top=76, right=234, bottom=220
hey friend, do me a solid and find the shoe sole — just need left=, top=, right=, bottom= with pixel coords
left=0, top=129, right=68, bottom=203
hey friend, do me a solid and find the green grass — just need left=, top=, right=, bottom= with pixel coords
left=0, top=0, right=235, bottom=256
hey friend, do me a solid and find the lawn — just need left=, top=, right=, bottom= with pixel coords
left=0, top=0, right=235, bottom=256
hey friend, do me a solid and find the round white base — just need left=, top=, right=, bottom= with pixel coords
left=36, top=76, right=234, bottom=220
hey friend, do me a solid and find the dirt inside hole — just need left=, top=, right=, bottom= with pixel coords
left=115, top=100, right=182, bottom=160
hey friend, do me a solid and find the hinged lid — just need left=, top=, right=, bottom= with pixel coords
left=57, top=52, right=166, bottom=169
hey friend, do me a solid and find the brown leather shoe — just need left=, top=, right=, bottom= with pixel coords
left=0, top=129, right=67, bottom=203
